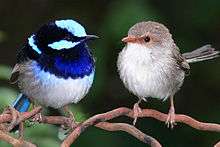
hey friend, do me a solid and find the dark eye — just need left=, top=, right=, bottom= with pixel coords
left=144, top=36, right=150, bottom=42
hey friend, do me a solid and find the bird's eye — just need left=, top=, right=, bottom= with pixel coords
left=144, top=36, right=150, bottom=43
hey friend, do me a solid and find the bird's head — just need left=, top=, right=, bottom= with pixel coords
left=28, top=19, right=98, bottom=55
left=122, top=21, right=174, bottom=52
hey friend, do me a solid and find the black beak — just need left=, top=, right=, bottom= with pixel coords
left=85, top=35, right=99, bottom=40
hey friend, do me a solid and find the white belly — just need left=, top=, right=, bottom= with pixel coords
left=117, top=44, right=185, bottom=100
left=18, top=61, right=94, bottom=108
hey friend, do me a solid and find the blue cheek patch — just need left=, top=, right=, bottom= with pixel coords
left=48, top=40, right=80, bottom=50
left=28, top=35, right=42, bottom=54
left=55, top=19, right=87, bottom=37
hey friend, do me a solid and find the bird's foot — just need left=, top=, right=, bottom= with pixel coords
left=32, top=113, right=43, bottom=122
left=63, top=105, right=77, bottom=127
left=4, top=106, right=22, bottom=131
left=133, top=102, right=142, bottom=125
left=165, top=106, right=176, bottom=129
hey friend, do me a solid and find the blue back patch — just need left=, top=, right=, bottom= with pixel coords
left=12, top=94, right=31, bottom=112
left=55, top=19, right=87, bottom=37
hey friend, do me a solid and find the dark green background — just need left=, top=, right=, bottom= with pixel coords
left=0, top=0, right=220, bottom=146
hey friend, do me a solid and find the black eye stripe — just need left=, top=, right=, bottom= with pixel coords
left=63, top=35, right=80, bottom=41
left=69, top=36, right=85, bottom=42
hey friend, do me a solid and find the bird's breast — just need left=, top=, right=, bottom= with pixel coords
left=18, top=60, right=95, bottom=108
left=117, top=44, right=185, bottom=100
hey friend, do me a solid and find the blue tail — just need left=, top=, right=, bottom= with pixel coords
left=12, top=94, right=31, bottom=112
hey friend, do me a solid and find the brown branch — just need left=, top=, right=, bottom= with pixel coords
left=61, top=107, right=133, bottom=146
left=39, top=115, right=76, bottom=128
left=60, top=107, right=220, bottom=146
left=0, top=107, right=42, bottom=124
left=96, top=122, right=162, bottom=147
left=0, top=107, right=41, bottom=146
left=38, top=115, right=161, bottom=146
left=138, top=109, right=220, bottom=132
left=0, top=130, right=36, bottom=147
left=0, top=106, right=220, bottom=147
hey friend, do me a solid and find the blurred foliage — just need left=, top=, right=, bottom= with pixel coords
left=0, top=65, right=17, bottom=111
left=0, top=31, right=7, bottom=43
left=0, top=87, right=17, bottom=109
left=0, top=0, right=220, bottom=147
left=0, top=65, right=11, bottom=80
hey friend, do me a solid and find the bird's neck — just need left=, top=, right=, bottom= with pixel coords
left=38, top=43, right=95, bottom=79
left=122, top=43, right=174, bottom=68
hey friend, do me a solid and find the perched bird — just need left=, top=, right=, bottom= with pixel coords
left=117, top=21, right=219, bottom=127
left=9, top=19, right=98, bottom=125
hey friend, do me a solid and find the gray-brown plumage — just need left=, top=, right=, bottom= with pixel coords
left=117, top=21, right=219, bottom=127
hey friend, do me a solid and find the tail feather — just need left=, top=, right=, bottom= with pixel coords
left=12, top=94, right=31, bottom=112
left=183, top=45, right=219, bottom=63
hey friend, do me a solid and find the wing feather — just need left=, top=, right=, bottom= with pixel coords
left=172, top=45, right=190, bottom=75
left=10, top=64, right=20, bottom=84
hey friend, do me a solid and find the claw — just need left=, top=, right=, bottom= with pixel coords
left=32, top=113, right=43, bottom=122
left=165, top=106, right=176, bottom=129
left=133, top=100, right=142, bottom=125
left=63, top=105, right=76, bottom=123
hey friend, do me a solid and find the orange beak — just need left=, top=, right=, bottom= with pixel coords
left=121, top=36, right=137, bottom=43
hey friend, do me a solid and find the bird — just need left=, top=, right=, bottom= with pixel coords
left=117, top=21, right=219, bottom=127
left=8, top=19, right=98, bottom=130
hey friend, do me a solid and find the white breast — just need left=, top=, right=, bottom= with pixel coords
left=117, top=43, right=185, bottom=100
left=18, top=61, right=94, bottom=108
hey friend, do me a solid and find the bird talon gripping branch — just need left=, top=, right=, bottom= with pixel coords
left=133, top=102, right=142, bottom=125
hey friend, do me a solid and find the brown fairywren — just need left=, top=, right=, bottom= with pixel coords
left=117, top=21, right=219, bottom=127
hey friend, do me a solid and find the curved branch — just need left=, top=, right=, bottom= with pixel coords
left=61, top=107, right=220, bottom=146
left=96, top=122, right=162, bottom=147
left=0, top=130, right=36, bottom=147
left=0, top=106, right=220, bottom=147
left=138, top=109, right=220, bottom=132
left=0, top=107, right=42, bottom=124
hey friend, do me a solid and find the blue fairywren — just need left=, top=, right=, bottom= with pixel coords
left=10, top=19, right=98, bottom=122
left=117, top=21, right=219, bottom=127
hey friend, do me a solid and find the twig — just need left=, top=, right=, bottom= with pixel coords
left=61, top=107, right=220, bottom=146
left=0, top=106, right=220, bottom=147
left=138, top=109, right=220, bottom=132
left=0, top=107, right=42, bottom=124
left=39, top=115, right=77, bottom=128
left=0, top=130, right=36, bottom=147
left=0, top=107, right=42, bottom=147
left=96, top=122, right=162, bottom=147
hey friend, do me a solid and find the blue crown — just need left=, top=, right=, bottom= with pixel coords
left=55, top=19, right=87, bottom=37
left=21, top=19, right=95, bottom=79
left=28, top=19, right=89, bottom=54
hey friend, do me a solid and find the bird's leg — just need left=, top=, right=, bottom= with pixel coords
left=63, top=105, right=76, bottom=123
left=61, top=105, right=78, bottom=129
left=166, top=96, right=176, bottom=128
left=31, top=102, right=43, bottom=122
left=133, top=98, right=143, bottom=125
